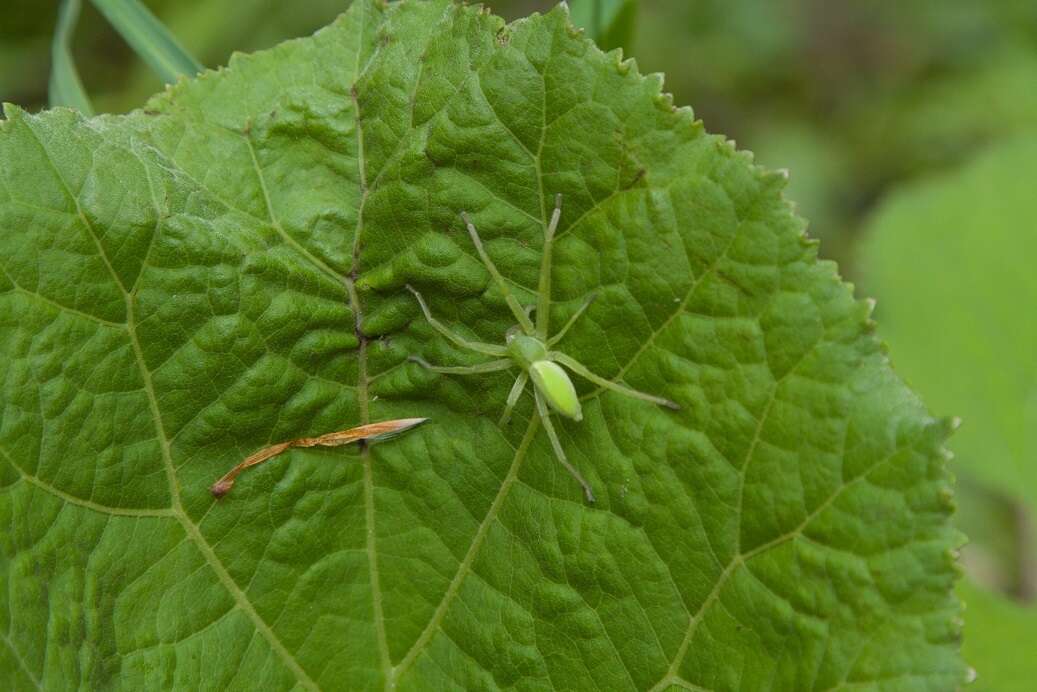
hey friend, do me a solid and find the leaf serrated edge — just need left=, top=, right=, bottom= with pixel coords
left=545, top=3, right=967, bottom=685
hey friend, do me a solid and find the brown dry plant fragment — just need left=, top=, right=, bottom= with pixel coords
left=211, top=417, right=429, bottom=498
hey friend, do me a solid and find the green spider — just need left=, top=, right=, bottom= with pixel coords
left=407, top=194, right=679, bottom=502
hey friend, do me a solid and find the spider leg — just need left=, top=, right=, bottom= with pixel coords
left=409, top=356, right=513, bottom=376
left=534, top=387, right=596, bottom=503
left=547, top=290, right=599, bottom=347
left=499, top=371, right=529, bottom=425
left=460, top=212, right=537, bottom=335
left=407, top=285, right=508, bottom=357
left=548, top=351, right=680, bottom=410
left=535, top=193, right=563, bottom=340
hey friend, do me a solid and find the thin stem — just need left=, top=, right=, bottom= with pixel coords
left=549, top=351, right=680, bottom=410
left=210, top=418, right=428, bottom=498
left=407, top=285, right=508, bottom=357
left=409, top=356, right=513, bottom=376
left=534, top=388, right=596, bottom=502
left=536, top=193, right=563, bottom=339
left=548, top=291, right=598, bottom=346
left=461, top=211, right=537, bottom=335
left=499, top=371, right=529, bottom=425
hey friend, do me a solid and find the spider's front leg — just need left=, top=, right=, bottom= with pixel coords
left=535, top=193, right=564, bottom=340
left=408, top=356, right=513, bottom=376
left=406, top=285, right=507, bottom=357
left=460, top=212, right=537, bottom=337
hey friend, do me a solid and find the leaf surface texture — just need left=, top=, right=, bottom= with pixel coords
left=0, top=2, right=963, bottom=689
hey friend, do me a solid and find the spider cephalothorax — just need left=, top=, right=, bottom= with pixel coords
left=408, top=195, right=678, bottom=502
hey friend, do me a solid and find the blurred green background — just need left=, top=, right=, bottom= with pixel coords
left=2, top=0, right=1035, bottom=688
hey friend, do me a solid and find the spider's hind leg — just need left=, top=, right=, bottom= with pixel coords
left=549, top=351, right=680, bottom=410
left=534, top=388, right=596, bottom=503
left=499, top=371, right=529, bottom=425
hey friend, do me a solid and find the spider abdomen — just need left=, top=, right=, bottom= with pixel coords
left=529, top=360, right=582, bottom=421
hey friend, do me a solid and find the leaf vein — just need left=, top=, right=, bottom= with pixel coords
left=121, top=264, right=322, bottom=688
left=0, top=630, right=41, bottom=691
left=390, top=416, right=541, bottom=685
left=649, top=442, right=900, bottom=691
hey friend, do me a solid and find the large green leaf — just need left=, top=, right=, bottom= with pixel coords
left=0, top=1, right=963, bottom=689
left=862, top=135, right=1037, bottom=690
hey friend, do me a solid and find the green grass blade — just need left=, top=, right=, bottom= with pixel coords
left=49, top=0, right=94, bottom=115
left=91, top=0, right=203, bottom=84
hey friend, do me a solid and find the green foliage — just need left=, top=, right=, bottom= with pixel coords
left=863, top=137, right=1037, bottom=513
left=1, top=1, right=964, bottom=689
left=48, top=0, right=203, bottom=110
left=568, top=0, right=638, bottom=52
left=848, top=46, right=1037, bottom=190
left=633, top=0, right=1037, bottom=257
left=956, top=579, right=1037, bottom=691
left=86, top=0, right=345, bottom=113
left=863, top=136, right=1037, bottom=690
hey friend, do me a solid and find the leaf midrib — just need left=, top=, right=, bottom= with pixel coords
left=345, top=0, right=396, bottom=683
